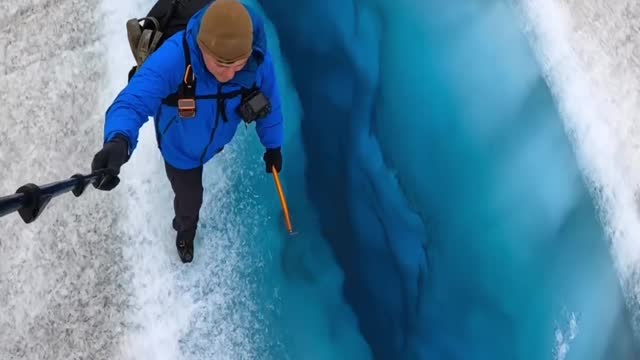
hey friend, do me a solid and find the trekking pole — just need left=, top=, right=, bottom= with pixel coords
left=0, top=170, right=107, bottom=224
left=271, top=166, right=295, bottom=234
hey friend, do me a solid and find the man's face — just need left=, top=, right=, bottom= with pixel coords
left=201, top=48, right=249, bottom=83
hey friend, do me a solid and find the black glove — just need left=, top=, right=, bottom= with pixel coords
left=91, top=135, right=130, bottom=191
left=263, top=147, right=282, bottom=173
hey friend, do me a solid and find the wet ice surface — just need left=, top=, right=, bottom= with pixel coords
left=0, top=0, right=130, bottom=359
left=521, top=0, right=640, bottom=336
left=4, top=0, right=640, bottom=358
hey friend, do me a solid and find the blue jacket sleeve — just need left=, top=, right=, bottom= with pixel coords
left=255, top=52, right=284, bottom=150
left=103, top=34, right=185, bottom=152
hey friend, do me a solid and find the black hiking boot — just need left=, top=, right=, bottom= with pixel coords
left=176, top=229, right=195, bottom=263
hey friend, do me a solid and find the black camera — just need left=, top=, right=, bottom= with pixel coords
left=237, top=90, right=271, bottom=124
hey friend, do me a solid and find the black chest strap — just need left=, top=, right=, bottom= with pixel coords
left=161, top=32, right=261, bottom=123
left=162, top=34, right=252, bottom=96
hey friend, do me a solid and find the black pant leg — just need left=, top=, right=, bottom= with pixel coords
left=164, top=162, right=204, bottom=232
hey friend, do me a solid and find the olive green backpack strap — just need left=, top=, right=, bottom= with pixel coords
left=126, top=16, right=163, bottom=67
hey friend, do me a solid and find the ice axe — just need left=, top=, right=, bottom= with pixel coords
left=272, top=167, right=314, bottom=283
left=271, top=166, right=295, bottom=235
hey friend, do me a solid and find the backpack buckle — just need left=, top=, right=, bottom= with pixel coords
left=178, top=98, right=196, bottom=118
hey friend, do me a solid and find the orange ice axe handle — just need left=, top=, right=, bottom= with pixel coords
left=272, top=166, right=294, bottom=234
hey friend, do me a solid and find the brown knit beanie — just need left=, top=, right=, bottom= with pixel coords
left=197, top=0, right=253, bottom=64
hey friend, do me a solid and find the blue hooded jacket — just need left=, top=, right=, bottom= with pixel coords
left=103, top=3, right=283, bottom=170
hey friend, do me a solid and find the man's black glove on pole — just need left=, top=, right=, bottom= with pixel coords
left=263, top=147, right=282, bottom=173
left=91, top=135, right=130, bottom=191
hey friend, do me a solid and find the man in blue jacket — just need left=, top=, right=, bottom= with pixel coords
left=90, top=0, right=284, bottom=263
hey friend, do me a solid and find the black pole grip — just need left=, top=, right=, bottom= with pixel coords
left=0, top=171, right=105, bottom=223
left=16, top=183, right=52, bottom=224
